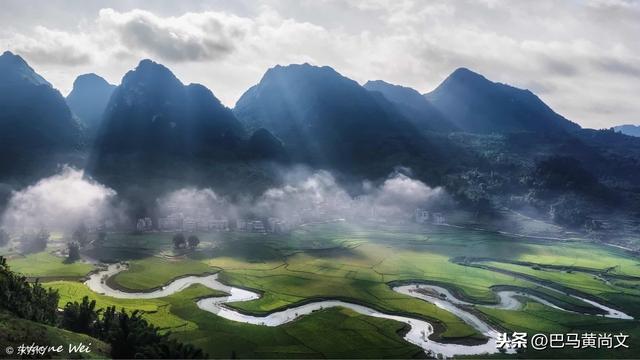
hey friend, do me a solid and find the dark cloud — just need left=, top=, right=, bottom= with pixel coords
left=542, top=57, right=580, bottom=77
left=594, top=57, right=640, bottom=78
left=103, top=9, right=243, bottom=62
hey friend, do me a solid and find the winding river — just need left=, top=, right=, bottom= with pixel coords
left=85, top=264, right=632, bottom=358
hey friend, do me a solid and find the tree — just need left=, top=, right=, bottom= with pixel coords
left=19, top=228, right=49, bottom=254
left=0, top=256, right=59, bottom=324
left=1, top=259, right=206, bottom=359
left=62, top=296, right=100, bottom=334
left=0, top=228, right=8, bottom=247
left=173, top=233, right=186, bottom=249
left=104, top=307, right=206, bottom=359
left=67, top=242, right=80, bottom=263
left=72, top=223, right=89, bottom=247
left=187, top=235, right=200, bottom=249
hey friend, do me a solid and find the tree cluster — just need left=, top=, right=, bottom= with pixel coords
left=0, top=256, right=58, bottom=324
left=18, top=229, right=50, bottom=254
left=62, top=296, right=207, bottom=358
left=0, top=255, right=207, bottom=359
left=66, top=242, right=80, bottom=263
left=173, top=233, right=200, bottom=250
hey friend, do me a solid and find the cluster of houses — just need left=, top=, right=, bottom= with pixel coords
left=82, top=218, right=116, bottom=233
left=136, top=213, right=290, bottom=234
left=129, top=204, right=446, bottom=235
left=414, top=208, right=446, bottom=225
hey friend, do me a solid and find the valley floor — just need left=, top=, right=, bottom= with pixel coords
left=4, top=223, right=640, bottom=358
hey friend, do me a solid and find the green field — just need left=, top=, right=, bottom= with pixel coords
left=8, top=252, right=94, bottom=279
left=109, top=256, right=216, bottom=291
left=7, top=223, right=640, bottom=358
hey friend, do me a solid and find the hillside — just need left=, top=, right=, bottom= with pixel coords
left=364, top=79, right=457, bottom=132
left=0, top=310, right=110, bottom=359
left=614, top=124, right=640, bottom=137
left=234, top=63, right=441, bottom=179
left=0, top=51, right=82, bottom=183
left=66, top=73, right=116, bottom=140
left=425, top=67, right=581, bottom=134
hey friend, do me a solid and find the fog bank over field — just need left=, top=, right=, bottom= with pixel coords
left=0, top=165, right=450, bottom=238
left=0, top=167, right=118, bottom=233
left=158, top=167, right=452, bottom=224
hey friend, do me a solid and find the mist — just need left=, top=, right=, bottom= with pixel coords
left=1, top=165, right=451, bottom=239
left=157, top=168, right=452, bottom=228
left=0, top=167, right=118, bottom=234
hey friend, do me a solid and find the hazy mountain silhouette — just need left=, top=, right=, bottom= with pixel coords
left=364, top=80, right=457, bottom=132
left=425, top=68, right=581, bottom=134
left=88, top=59, right=249, bottom=189
left=613, top=124, right=640, bottom=137
left=234, top=63, right=439, bottom=178
left=0, top=51, right=82, bottom=181
left=246, top=128, right=287, bottom=161
left=66, top=73, right=116, bottom=139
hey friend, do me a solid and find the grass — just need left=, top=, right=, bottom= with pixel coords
left=109, top=256, right=216, bottom=291
left=166, top=294, right=424, bottom=358
left=44, top=282, right=424, bottom=358
left=19, top=223, right=640, bottom=358
left=48, top=281, right=225, bottom=333
left=478, top=299, right=640, bottom=358
left=7, top=252, right=94, bottom=279
left=0, top=310, right=110, bottom=359
left=482, top=261, right=640, bottom=318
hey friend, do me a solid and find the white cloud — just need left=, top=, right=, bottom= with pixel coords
left=1, top=167, right=117, bottom=233
left=96, top=8, right=249, bottom=62
left=156, top=168, right=450, bottom=225
left=8, top=26, right=92, bottom=65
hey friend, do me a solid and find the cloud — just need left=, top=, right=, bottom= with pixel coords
left=1, top=1, right=639, bottom=127
left=158, top=168, right=451, bottom=225
left=96, top=9, right=248, bottom=62
left=1, top=167, right=117, bottom=233
left=8, top=26, right=92, bottom=65
left=593, top=57, right=640, bottom=78
left=156, top=187, right=232, bottom=219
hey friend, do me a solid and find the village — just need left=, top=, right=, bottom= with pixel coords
left=128, top=206, right=447, bottom=235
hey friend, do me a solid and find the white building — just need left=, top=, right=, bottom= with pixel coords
left=183, top=217, right=198, bottom=233
left=415, top=208, right=430, bottom=224
left=248, top=220, right=266, bottom=233
left=235, top=219, right=246, bottom=231
left=159, top=213, right=184, bottom=231
left=208, top=218, right=229, bottom=232
left=267, top=218, right=288, bottom=233
left=136, top=217, right=152, bottom=232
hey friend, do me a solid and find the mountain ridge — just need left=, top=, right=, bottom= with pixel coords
left=66, top=73, right=116, bottom=138
left=425, top=67, right=581, bottom=134
left=0, top=51, right=82, bottom=182
left=613, top=124, right=640, bottom=137
left=364, top=79, right=457, bottom=132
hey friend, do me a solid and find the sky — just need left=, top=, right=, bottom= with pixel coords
left=1, top=0, right=638, bottom=129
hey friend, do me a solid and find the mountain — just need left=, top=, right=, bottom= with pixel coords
left=88, top=60, right=248, bottom=182
left=66, top=73, right=116, bottom=138
left=613, top=124, right=640, bottom=137
left=233, top=63, right=439, bottom=178
left=425, top=68, right=581, bottom=134
left=363, top=80, right=457, bottom=132
left=0, top=51, right=82, bottom=181
left=246, top=128, right=287, bottom=161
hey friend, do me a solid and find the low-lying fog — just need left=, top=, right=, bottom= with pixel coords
left=0, top=165, right=453, bottom=244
